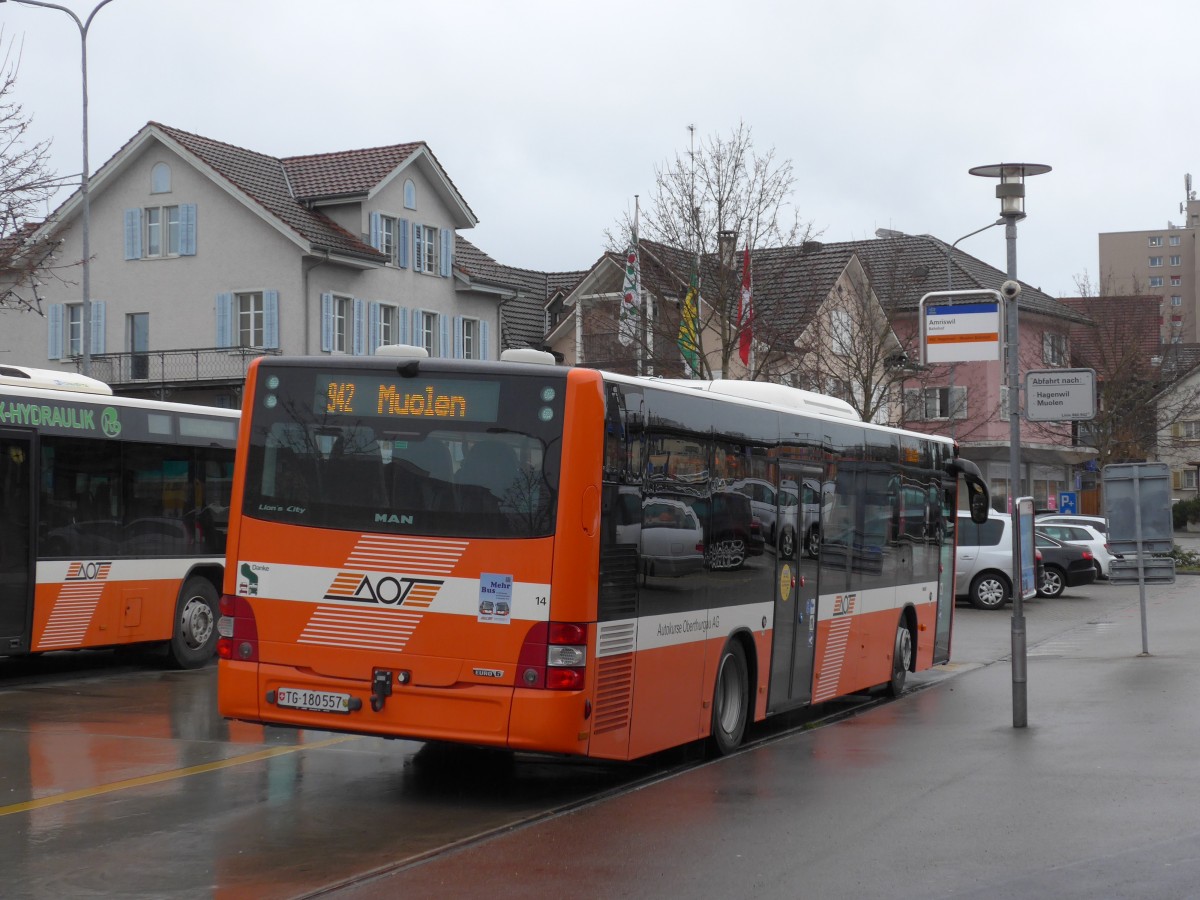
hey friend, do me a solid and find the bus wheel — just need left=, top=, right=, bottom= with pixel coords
left=168, top=577, right=219, bottom=669
left=708, top=641, right=749, bottom=756
left=887, top=617, right=913, bottom=698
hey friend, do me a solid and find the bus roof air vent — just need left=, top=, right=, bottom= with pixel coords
left=374, top=344, right=429, bottom=359
left=0, top=365, right=113, bottom=395
left=500, top=348, right=557, bottom=365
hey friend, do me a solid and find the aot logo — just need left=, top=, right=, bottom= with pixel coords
left=324, top=572, right=443, bottom=606
left=66, top=561, right=112, bottom=582
left=832, top=593, right=857, bottom=617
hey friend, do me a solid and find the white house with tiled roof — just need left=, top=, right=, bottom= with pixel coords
left=2, top=122, right=563, bottom=405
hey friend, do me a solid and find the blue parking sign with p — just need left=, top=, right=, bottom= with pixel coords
left=1058, top=491, right=1077, bottom=514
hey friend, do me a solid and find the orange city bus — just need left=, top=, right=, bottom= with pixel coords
left=0, top=366, right=239, bottom=668
left=217, top=349, right=989, bottom=759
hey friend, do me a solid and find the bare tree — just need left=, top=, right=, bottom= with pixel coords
left=607, top=122, right=821, bottom=380
left=0, top=32, right=68, bottom=315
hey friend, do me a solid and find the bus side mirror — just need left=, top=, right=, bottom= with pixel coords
left=945, top=457, right=991, bottom=525
left=966, top=478, right=989, bottom=524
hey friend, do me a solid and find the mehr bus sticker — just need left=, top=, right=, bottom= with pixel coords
left=478, top=573, right=513, bottom=624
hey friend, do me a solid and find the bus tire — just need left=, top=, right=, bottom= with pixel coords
left=168, top=576, right=219, bottom=669
left=708, top=640, right=749, bottom=756
left=887, top=616, right=913, bottom=698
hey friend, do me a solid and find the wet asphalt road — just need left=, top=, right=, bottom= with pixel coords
left=0, top=575, right=1170, bottom=899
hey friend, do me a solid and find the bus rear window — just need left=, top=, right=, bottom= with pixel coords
left=242, top=366, right=564, bottom=538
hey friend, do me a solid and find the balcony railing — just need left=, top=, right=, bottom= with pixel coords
left=72, top=346, right=280, bottom=389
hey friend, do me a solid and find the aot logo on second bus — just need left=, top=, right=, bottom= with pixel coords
left=66, top=561, right=112, bottom=581
left=324, top=572, right=443, bottom=606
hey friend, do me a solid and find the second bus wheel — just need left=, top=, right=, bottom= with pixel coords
left=708, top=640, right=749, bottom=756
left=886, top=616, right=913, bottom=698
left=167, top=576, right=219, bottom=669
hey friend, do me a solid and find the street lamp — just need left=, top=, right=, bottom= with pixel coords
left=969, top=162, right=1051, bottom=729
left=4, top=0, right=117, bottom=376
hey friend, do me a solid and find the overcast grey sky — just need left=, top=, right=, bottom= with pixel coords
left=5, top=0, right=1197, bottom=298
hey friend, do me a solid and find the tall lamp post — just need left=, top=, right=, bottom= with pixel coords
left=4, top=0, right=116, bottom=376
left=969, top=162, right=1051, bottom=728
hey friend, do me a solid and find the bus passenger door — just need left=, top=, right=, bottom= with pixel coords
left=0, top=430, right=34, bottom=652
left=768, top=462, right=820, bottom=710
left=933, top=478, right=956, bottom=663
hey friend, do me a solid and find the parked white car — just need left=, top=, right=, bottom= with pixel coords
left=1035, top=521, right=1116, bottom=578
left=1035, top=514, right=1109, bottom=537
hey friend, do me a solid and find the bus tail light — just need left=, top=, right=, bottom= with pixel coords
left=518, top=621, right=588, bottom=691
left=218, top=594, right=259, bottom=663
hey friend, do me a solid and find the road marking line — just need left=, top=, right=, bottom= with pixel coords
left=0, top=735, right=354, bottom=818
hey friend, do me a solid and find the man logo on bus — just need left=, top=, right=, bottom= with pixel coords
left=325, top=573, right=443, bottom=606
left=100, top=407, right=121, bottom=438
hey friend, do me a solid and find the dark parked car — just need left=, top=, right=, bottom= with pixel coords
left=1035, top=532, right=1097, bottom=598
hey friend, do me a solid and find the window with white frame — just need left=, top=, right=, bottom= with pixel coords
left=151, top=162, right=171, bottom=194
left=416, top=309, right=438, bottom=355
left=1172, top=295, right=1183, bottom=307
left=404, top=179, right=416, bottom=210
left=66, top=303, right=83, bottom=357
left=462, top=317, right=478, bottom=359
left=1171, top=275, right=1182, bottom=286
left=238, top=292, right=265, bottom=347
left=124, top=205, right=195, bottom=259
left=1043, top=332, right=1068, bottom=366
left=379, top=304, right=398, bottom=347
left=1149, top=236, right=1163, bottom=247
left=414, top=224, right=437, bottom=274
left=1150, top=256, right=1164, bottom=267
left=1178, top=468, right=1198, bottom=490
left=1150, top=276, right=1164, bottom=288
left=905, top=385, right=966, bottom=420
left=145, top=205, right=182, bottom=257
left=830, top=309, right=853, bottom=353
left=1171, top=255, right=1182, bottom=267
left=1179, top=420, right=1200, bottom=440
left=1170, top=235, right=1182, bottom=246
left=379, top=216, right=397, bottom=265
left=333, top=296, right=352, bottom=353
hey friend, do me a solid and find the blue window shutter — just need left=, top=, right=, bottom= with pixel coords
left=368, top=301, right=380, bottom=352
left=399, top=219, right=409, bottom=268
left=369, top=212, right=381, bottom=250
left=413, top=226, right=423, bottom=273
left=411, top=309, right=422, bottom=350
left=48, top=303, right=63, bottom=359
left=180, top=204, right=197, bottom=255
left=453, top=316, right=464, bottom=359
left=439, top=313, right=450, bottom=358
left=352, top=298, right=365, bottom=356
left=440, top=228, right=452, bottom=277
left=398, top=306, right=408, bottom=345
left=480, top=319, right=490, bottom=360
left=264, top=290, right=280, bottom=349
left=216, top=292, right=234, bottom=347
left=90, top=301, right=106, bottom=354
left=124, top=209, right=142, bottom=259
left=321, top=293, right=334, bottom=352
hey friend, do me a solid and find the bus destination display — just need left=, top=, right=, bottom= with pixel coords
left=316, top=375, right=501, bottom=423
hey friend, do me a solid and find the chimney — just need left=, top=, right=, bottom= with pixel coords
left=717, top=229, right=737, bottom=271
